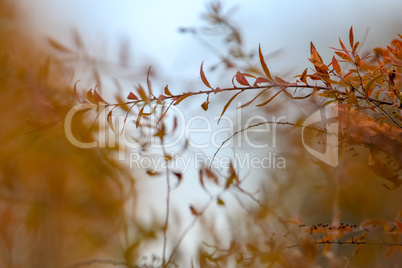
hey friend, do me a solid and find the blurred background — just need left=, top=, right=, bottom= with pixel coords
left=1, top=0, right=401, bottom=267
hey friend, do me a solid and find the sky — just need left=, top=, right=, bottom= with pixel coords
left=20, top=0, right=402, bottom=263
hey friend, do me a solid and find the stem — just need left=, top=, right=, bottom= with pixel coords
left=161, top=138, right=171, bottom=267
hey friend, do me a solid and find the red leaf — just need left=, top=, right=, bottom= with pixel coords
left=127, top=92, right=139, bottom=100
left=395, top=220, right=402, bottom=232
left=235, top=71, right=251, bottom=86
left=200, top=61, right=212, bottom=89
left=253, top=77, right=270, bottom=86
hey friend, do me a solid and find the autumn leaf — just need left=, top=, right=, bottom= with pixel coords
left=332, top=56, right=342, bottom=76
left=349, top=26, right=354, bottom=48
left=201, top=101, right=210, bottom=111
left=259, top=44, right=273, bottom=81
left=107, top=110, right=114, bottom=132
left=127, top=92, right=139, bottom=100
left=200, top=61, right=213, bottom=89
left=218, top=91, right=242, bottom=124
left=164, top=85, right=172, bottom=96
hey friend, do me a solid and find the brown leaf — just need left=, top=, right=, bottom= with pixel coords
left=201, top=101, right=210, bottom=111
left=164, top=85, right=172, bottom=96
left=136, top=105, right=145, bottom=128
left=200, top=61, right=212, bottom=89
left=259, top=44, right=273, bottom=81
left=94, top=90, right=107, bottom=103
left=218, top=91, right=242, bottom=124
left=256, top=90, right=281, bottom=107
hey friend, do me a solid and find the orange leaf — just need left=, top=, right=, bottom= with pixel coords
left=335, top=51, right=352, bottom=62
left=174, top=94, right=192, bottom=106
left=201, top=101, right=209, bottom=111
left=256, top=90, right=281, bottom=107
left=339, top=37, right=350, bottom=56
left=136, top=105, right=145, bottom=128
left=259, top=44, right=273, bottom=81
left=310, top=42, right=323, bottom=63
left=136, top=85, right=147, bottom=100
left=396, top=220, right=402, bottom=232
left=164, top=85, right=172, bottom=96
left=349, top=26, right=354, bottom=48
left=300, top=68, right=308, bottom=84
left=86, top=89, right=97, bottom=104
left=200, top=61, right=212, bottom=89
left=332, top=56, right=342, bottom=76
left=94, top=90, right=106, bottom=103
left=238, top=87, right=270, bottom=109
